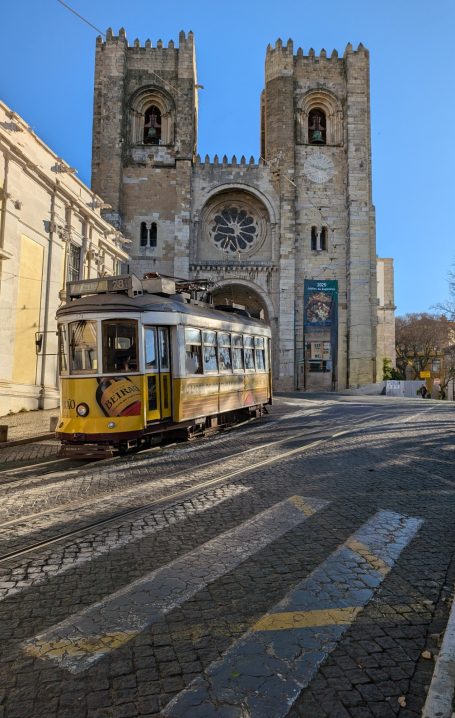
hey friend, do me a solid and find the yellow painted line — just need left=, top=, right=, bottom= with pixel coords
left=24, top=630, right=137, bottom=659
left=289, top=495, right=319, bottom=517
left=346, top=538, right=390, bottom=576
left=252, top=606, right=362, bottom=632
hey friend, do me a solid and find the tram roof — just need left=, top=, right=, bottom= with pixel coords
left=56, top=292, right=269, bottom=330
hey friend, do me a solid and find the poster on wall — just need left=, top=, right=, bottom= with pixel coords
left=304, top=280, right=338, bottom=328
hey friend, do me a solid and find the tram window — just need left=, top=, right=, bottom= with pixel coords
left=218, top=333, right=232, bottom=372
left=158, top=328, right=170, bottom=371
left=232, top=334, right=244, bottom=371
left=202, top=331, right=218, bottom=372
left=58, top=324, right=68, bottom=375
left=145, top=327, right=158, bottom=371
left=102, top=320, right=138, bottom=373
left=185, top=328, right=203, bottom=374
left=69, top=320, right=98, bottom=374
left=244, top=335, right=255, bottom=371
left=255, top=337, right=266, bottom=371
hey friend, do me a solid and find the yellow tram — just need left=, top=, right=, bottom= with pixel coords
left=56, top=275, right=272, bottom=457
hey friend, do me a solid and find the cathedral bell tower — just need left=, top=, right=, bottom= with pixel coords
left=91, top=28, right=198, bottom=278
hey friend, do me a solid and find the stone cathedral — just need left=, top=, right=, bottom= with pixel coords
left=92, top=28, right=393, bottom=391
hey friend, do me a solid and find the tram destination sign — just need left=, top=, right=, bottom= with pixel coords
left=67, top=276, right=135, bottom=298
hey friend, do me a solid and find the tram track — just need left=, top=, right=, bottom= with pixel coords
left=0, top=408, right=391, bottom=565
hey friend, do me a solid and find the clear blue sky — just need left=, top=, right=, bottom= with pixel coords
left=2, top=0, right=454, bottom=316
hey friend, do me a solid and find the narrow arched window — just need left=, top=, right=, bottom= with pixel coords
left=140, top=222, right=148, bottom=246
left=311, top=226, right=318, bottom=251
left=149, top=222, right=157, bottom=247
left=308, top=109, right=326, bottom=145
left=143, top=105, right=162, bottom=145
left=320, top=227, right=328, bottom=251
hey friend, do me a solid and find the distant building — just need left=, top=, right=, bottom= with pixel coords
left=376, top=258, right=396, bottom=374
left=0, top=101, right=130, bottom=415
left=91, top=28, right=395, bottom=390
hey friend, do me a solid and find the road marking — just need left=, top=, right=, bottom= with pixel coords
left=252, top=606, right=362, bottom=631
left=163, top=510, right=423, bottom=718
left=0, top=484, right=251, bottom=601
left=23, top=495, right=328, bottom=673
left=422, top=585, right=455, bottom=718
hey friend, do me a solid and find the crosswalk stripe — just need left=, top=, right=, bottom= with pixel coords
left=163, top=509, right=423, bottom=718
left=23, top=494, right=328, bottom=673
left=1, top=483, right=251, bottom=602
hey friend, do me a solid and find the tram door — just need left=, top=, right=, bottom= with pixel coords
left=144, top=327, right=172, bottom=421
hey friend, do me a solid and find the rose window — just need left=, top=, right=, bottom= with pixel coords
left=210, top=207, right=259, bottom=253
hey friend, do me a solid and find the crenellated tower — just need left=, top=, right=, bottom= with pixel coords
left=91, top=28, right=198, bottom=278
left=262, top=39, right=377, bottom=388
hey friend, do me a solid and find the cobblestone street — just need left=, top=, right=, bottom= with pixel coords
left=0, top=394, right=454, bottom=718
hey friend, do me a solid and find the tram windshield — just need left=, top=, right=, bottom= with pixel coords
left=102, top=320, right=138, bottom=373
left=69, top=320, right=98, bottom=374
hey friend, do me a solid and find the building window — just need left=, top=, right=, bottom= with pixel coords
left=308, top=109, right=326, bottom=145
left=150, top=222, right=157, bottom=247
left=143, top=105, right=162, bottom=145
left=140, top=222, right=148, bottom=247
left=67, top=244, right=81, bottom=283
left=311, top=226, right=328, bottom=252
left=140, top=222, right=158, bottom=248
left=431, top=359, right=441, bottom=374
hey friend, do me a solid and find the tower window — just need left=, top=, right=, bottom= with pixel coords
left=140, top=222, right=148, bottom=246
left=308, top=109, right=326, bottom=145
left=311, top=226, right=328, bottom=252
left=140, top=222, right=158, bottom=248
left=320, top=227, right=327, bottom=251
left=143, top=105, right=162, bottom=145
left=149, top=222, right=157, bottom=247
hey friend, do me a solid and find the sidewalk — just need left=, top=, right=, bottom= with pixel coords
left=0, top=408, right=59, bottom=444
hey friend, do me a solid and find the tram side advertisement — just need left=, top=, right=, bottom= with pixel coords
left=60, top=376, right=143, bottom=419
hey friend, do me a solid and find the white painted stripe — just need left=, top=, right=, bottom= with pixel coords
left=163, top=510, right=423, bottom=718
left=23, top=495, right=328, bottom=673
left=422, top=589, right=455, bottom=718
left=0, top=484, right=251, bottom=601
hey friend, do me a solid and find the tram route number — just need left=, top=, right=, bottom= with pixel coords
left=109, top=278, right=128, bottom=290
left=64, top=399, right=76, bottom=409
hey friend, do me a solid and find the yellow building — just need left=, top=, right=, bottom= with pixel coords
left=0, top=101, right=130, bottom=414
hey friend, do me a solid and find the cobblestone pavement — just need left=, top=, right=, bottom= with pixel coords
left=0, top=408, right=58, bottom=441
left=0, top=395, right=454, bottom=717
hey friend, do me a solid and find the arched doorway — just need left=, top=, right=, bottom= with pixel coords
left=211, top=282, right=269, bottom=321
left=210, top=280, right=278, bottom=378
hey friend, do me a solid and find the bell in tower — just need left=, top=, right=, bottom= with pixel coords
left=144, top=105, right=162, bottom=145
left=308, top=108, right=326, bottom=144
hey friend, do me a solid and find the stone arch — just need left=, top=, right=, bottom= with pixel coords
left=196, top=187, right=274, bottom=262
left=211, top=278, right=275, bottom=322
left=296, top=89, right=343, bottom=145
left=129, top=86, right=175, bottom=145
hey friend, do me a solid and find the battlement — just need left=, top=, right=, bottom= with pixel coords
left=265, top=38, right=368, bottom=64
left=96, top=29, right=194, bottom=51
left=194, top=154, right=265, bottom=169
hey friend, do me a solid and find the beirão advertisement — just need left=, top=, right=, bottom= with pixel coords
left=304, top=280, right=338, bottom=328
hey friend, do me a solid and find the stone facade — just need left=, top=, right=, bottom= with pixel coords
left=92, top=29, right=393, bottom=390
left=0, top=101, right=129, bottom=414
left=376, top=258, right=396, bottom=374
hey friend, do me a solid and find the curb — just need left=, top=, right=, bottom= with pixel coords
left=0, top=433, right=56, bottom=450
left=422, top=585, right=455, bottom=718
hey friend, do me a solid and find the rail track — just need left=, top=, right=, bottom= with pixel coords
left=0, top=409, right=388, bottom=565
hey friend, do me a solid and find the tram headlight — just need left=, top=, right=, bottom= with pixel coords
left=76, top=403, right=89, bottom=417
left=107, top=421, right=116, bottom=429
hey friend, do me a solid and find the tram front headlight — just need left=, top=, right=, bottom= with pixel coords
left=76, top=403, right=89, bottom=417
